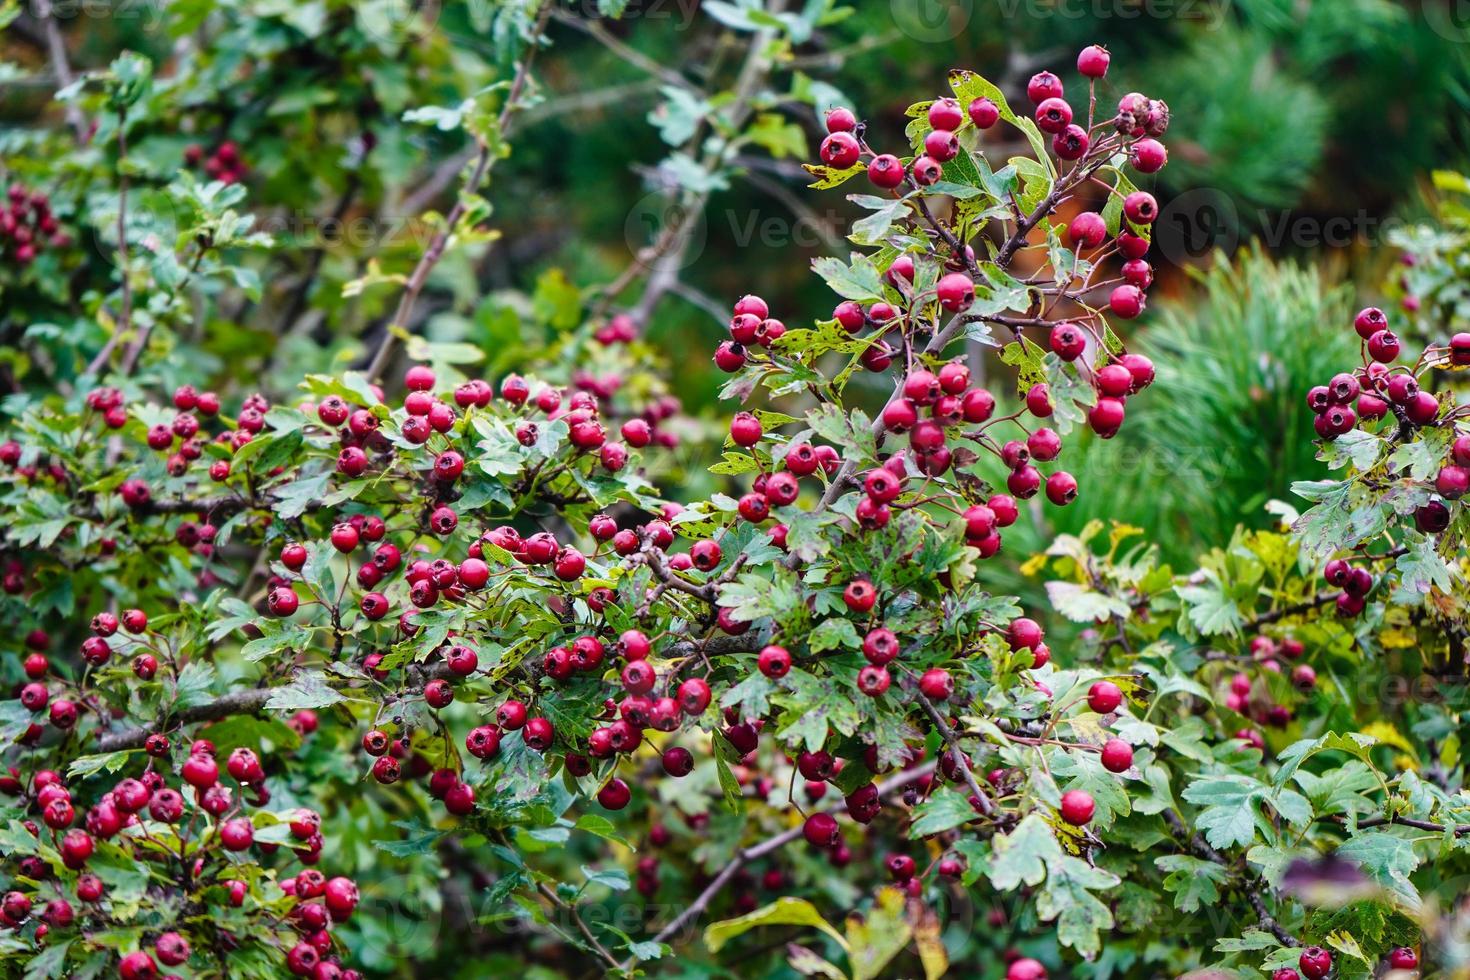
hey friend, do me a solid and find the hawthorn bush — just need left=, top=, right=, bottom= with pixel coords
left=2, top=6, right=1468, bottom=980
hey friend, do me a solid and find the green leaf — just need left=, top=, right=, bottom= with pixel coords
left=1044, top=581, right=1131, bottom=623
left=1333, top=833, right=1420, bottom=904
left=1181, top=776, right=1268, bottom=850
left=807, top=617, right=860, bottom=654
left=375, top=819, right=449, bottom=857
left=1154, top=855, right=1230, bottom=912
left=581, top=865, right=630, bottom=891
left=67, top=751, right=138, bottom=780
left=847, top=194, right=911, bottom=246
left=909, top=786, right=977, bottom=836
left=986, top=814, right=1059, bottom=890
left=845, top=887, right=912, bottom=980
left=264, top=671, right=346, bottom=711
left=811, top=254, right=885, bottom=302
left=1035, top=854, right=1119, bottom=955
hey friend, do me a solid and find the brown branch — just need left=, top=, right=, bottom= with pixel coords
left=94, top=687, right=275, bottom=751
left=364, top=2, right=552, bottom=381
left=914, top=691, right=993, bottom=815
left=534, top=881, right=622, bottom=971
left=618, top=761, right=937, bottom=969
left=35, top=0, right=88, bottom=143
left=1161, top=810, right=1299, bottom=947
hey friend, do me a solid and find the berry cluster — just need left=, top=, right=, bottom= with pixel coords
left=1, top=184, right=66, bottom=267
left=1308, top=305, right=1470, bottom=606
left=0, top=748, right=361, bottom=978
left=184, top=140, right=248, bottom=184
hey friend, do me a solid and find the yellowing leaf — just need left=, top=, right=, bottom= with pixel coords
left=705, top=897, right=848, bottom=955
left=845, top=887, right=911, bottom=980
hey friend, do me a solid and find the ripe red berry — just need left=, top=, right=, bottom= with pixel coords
left=843, top=579, right=877, bottom=613
left=962, top=388, right=995, bottom=423
left=1109, top=285, right=1145, bottom=319
left=730, top=412, right=763, bottom=446
left=119, top=951, right=159, bottom=980
left=1077, top=44, right=1110, bottom=78
left=865, top=154, right=905, bottom=189
left=802, top=812, right=840, bottom=848
left=936, top=272, right=974, bottom=311
left=1045, top=471, right=1078, bottom=505
left=1088, top=680, right=1123, bottom=714
left=523, top=717, right=554, bottom=752
left=819, top=132, right=860, bottom=168
left=1034, top=97, right=1073, bottom=134
left=928, top=97, right=964, bottom=130
left=1008, top=959, right=1048, bottom=980
left=1131, top=138, right=1167, bottom=173
left=1059, top=789, right=1095, bottom=825
left=968, top=97, right=1000, bottom=128
left=911, top=155, right=942, bottom=186
left=857, top=664, right=890, bottom=696
left=1100, top=738, right=1133, bottom=773
left=757, top=644, right=792, bottom=678
left=1298, top=946, right=1332, bottom=980
left=1068, top=212, right=1106, bottom=249
left=1123, top=191, right=1158, bottom=224
left=1387, top=947, right=1418, bottom=970
left=597, top=777, right=631, bottom=810
left=267, top=587, right=299, bottom=617
left=924, top=128, right=959, bottom=162
left=862, top=627, right=899, bottom=665
left=824, top=107, right=856, bottom=133
left=678, top=678, right=712, bottom=715
left=1027, top=71, right=1063, bottom=103
left=1367, top=329, right=1401, bottom=362
left=919, top=668, right=953, bottom=700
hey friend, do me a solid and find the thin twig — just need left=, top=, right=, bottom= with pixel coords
left=617, top=761, right=937, bottom=970
left=914, top=691, right=993, bottom=815
left=35, top=0, right=88, bottom=143
left=364, top=2, right=552, bottom=381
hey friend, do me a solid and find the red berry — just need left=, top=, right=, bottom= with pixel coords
left=936, top=273, right=974, bottom=311
left=1045, top=471, right=1078, bottom=506
left=1077, top=44, right=1110, bottom=78
left=1130, top=138, right=1167, bottom=173
left=730, top=412, right=763, bottom=446
left=968, top=97, right=999, bottom=128
left=1109, top=285, right=1145, bottom=319
left=1298, top=946, right=1332, bottom=980
left=918, top=668, right=953, bottom=700
left=819, top=132, right=860, bottom=168
left=1123, top=191, right=1158, bottom=225
left=1027, top=71, right=1063, bottom=103
left=1059, top=788, right=1095, bottom=825
left=1387, top=947, right=1418, bottom=970
left=597, top=778, right=631, bottom=810
left=928, top=98, right=964, bottom=131
left=1088, top=680, right=1123, bottom=714
left=1069, top=212, right=1106, bottom=249
left=867, top=154, right=905, bottom=189
left=1034, top=97, right=1073, bottom=134
left=802, top=812, right=840, bottom=848
left=1100, top=738, right=1133, bottom=773
left=824, top=107, right=856, bottom=133
left=757, top=644, right=791, bottom=678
